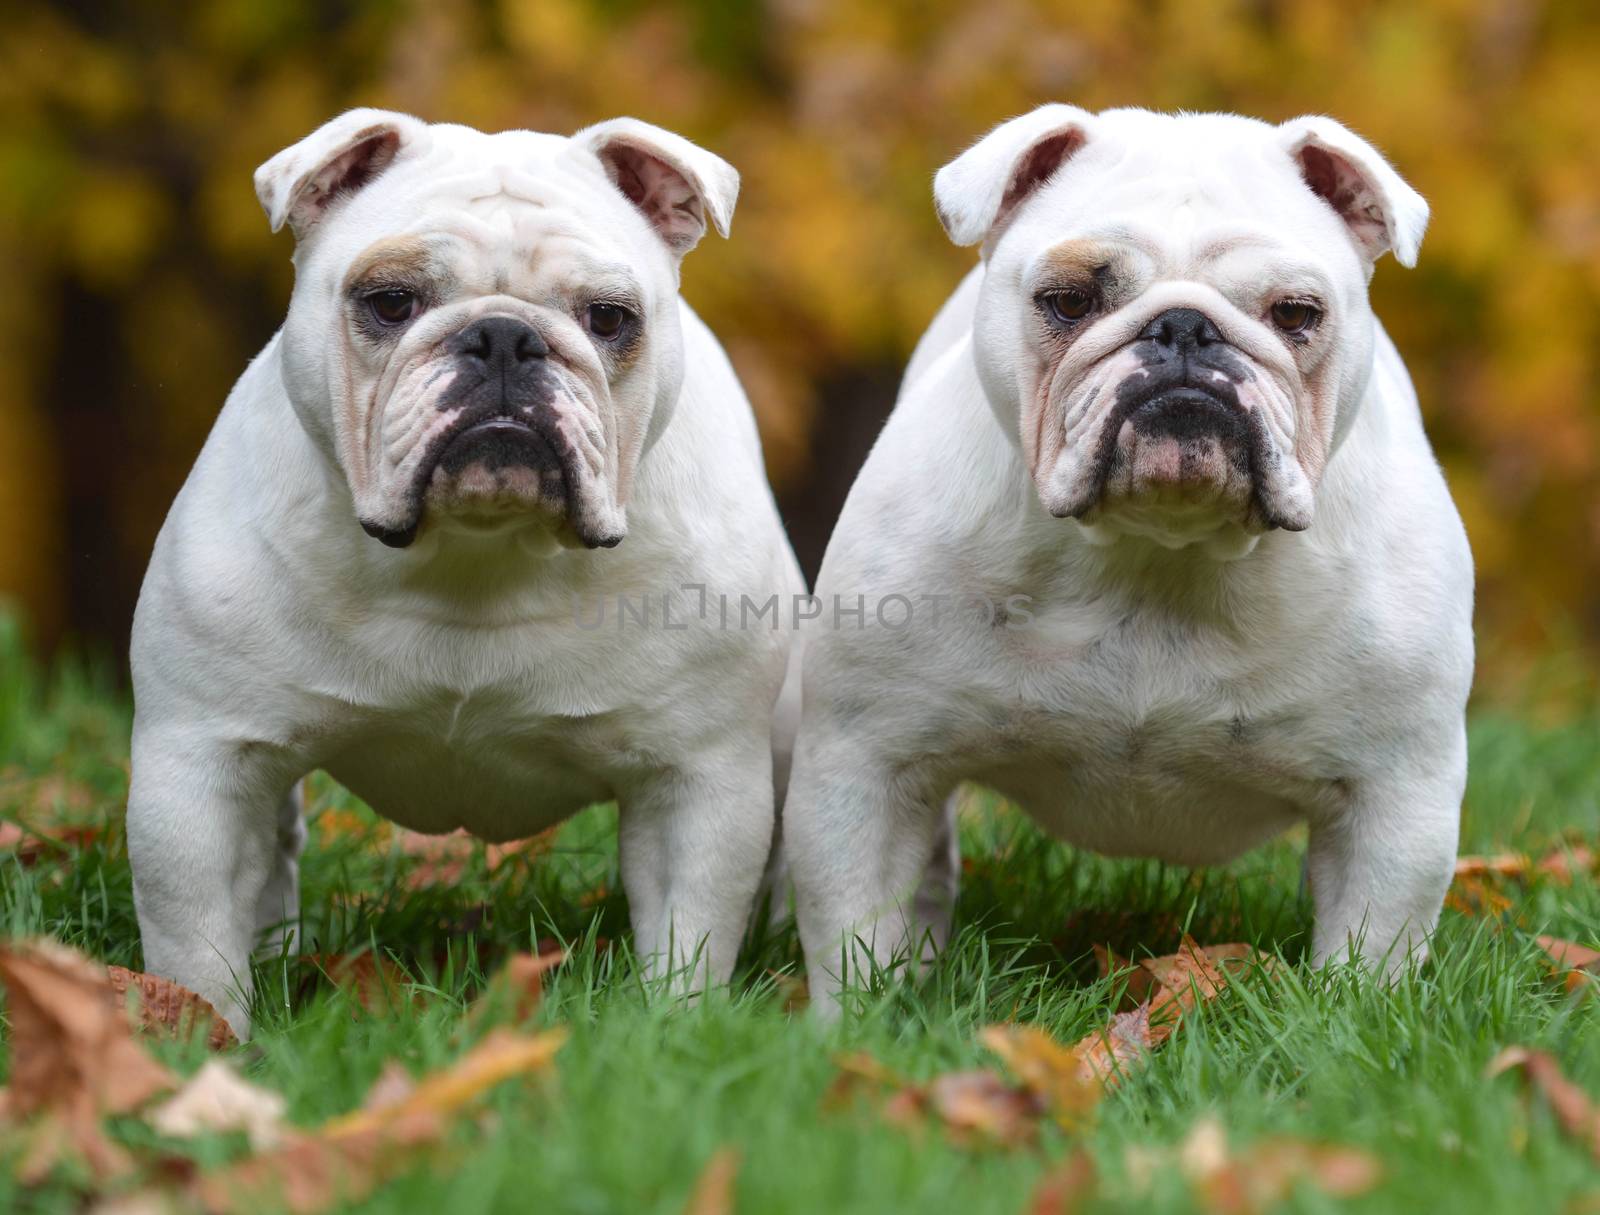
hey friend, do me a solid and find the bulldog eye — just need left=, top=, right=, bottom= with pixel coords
left=586, top=301, right=632, bottom=341
left=1040, top=288, right=1096, bottom=326
left=1269, top=300, right=1321, bottom=335
left=366, top=289, right=419, bottom=327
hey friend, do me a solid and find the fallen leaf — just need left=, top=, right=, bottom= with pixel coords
left=0, top=819, right=105, bottom=866
left=394, top=827, right=556, bottom=888
left=485, top=826, right=559, bottom=871
left=980, top=1024, right=1103, bottom=1125
left=0, top=767, right=100, bottom=821
left=1027, top=1149, right=1097, bottom=1215
left=823, top=1051, right=905, bottom=1109
left=147, top=1059, right=287, bottom=1149
left=1452, top=842, right=1599, bottom=888
left=768, top=969, right=809, bottom=1013
left=1091, top=943, right=1132, bottom=982
left=197, top=1028, right=567, bottom=1213
left=473, top=947, right=567, bottom=1023
left=682, top=1146, right=740, bottom=1215
left=0, top=939, right=176, bottom=1180
left=85, top=1192, right=185, bottom=1215
left=1179, top=1116, right=1382, bottom=1214
left=359, top=1062, right=417, bottom=1115
left=323, top=1027, right=568, bottom=1138
left=1445, top=876, right=1516, bottom=918
left=1453, top=853, right=1530, bottom=880
left=107, top=966, right=237, bottom=1050
left=1533, top=936, right=1600, bottom=994
left=299, top=952, right=413, bottom=1015
left=395, top=829, right=477, bottom=887
left=1536, top=843, right=1598, bottom=882
left=923, top=1070, right=1041, bottom=1146
left=1071, top=1004, right=1155, bottom=1089
left=826, top=1052, right=1040, bottom=1147
left=194, top=1112, right=439, bottom=1214
left=1142, top=937, right=1230, bottom=1042
left=1488, top=1046, right=1600, bottom=1157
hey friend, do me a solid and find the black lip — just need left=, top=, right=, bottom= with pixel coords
left=1129, top=389, right=1250, bottom=447
left=435, top=417, right=562, bottom=472
left=1068, top=372, right=1277, bottom=522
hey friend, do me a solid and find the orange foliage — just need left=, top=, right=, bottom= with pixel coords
left=0, top=1, right=1595, bottom=678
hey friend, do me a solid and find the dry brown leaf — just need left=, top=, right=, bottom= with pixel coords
left=324, top=1026, right=568, bottom=1138
left=1071, top=1005, right=1155, bottom=1090
left=360, top=1061, right=417, bottom=1115
left=1142, top=936, right=1230, bottom=1043
left=1535, top=843, right=1598, bottom=883
left=1534, top=935, right=1600, bottom=994
left=107, top=965, right=237, bottom=1050
left=980, top=1024, right=1103, bottom=1124
left=1454, top=843, right=1599, bottom=886
left=0, top=819, right=105, bottom=866
left=1180, top=1116, right=1381, bottom=1214
left=767, top=969, right=809, bottom=1013
left=300, top=952, right=413, bottom=1015
left=485, top=826, right=559, bottom=871
left=1091, top=942, right=1131, bottom=979
left=395, top=828, right=477, bottom=887
left=147, top=1059, right=287, bottom=1149
left=194, top=1113, right=440, bottom=1214
left=1488, top=1046, right=1600, bottom=1157
left=1064, top=938, right=1261, bottom=1094
left=1453, top=853, right=1530, bottom=880
left=197, top=1027, right=567, bottom=1213
left=923, top=1070, right=1041, bottom=1146
left=1026, top=1149, right=1097, bottom=1215
left=826, top=1052, right=1040, bottom=1147
left=0, top=939, right=177, bottom=1181
left=394, top=827, right=555, bottom=888
left=823, top=1051, right=905, bottom=1110
left=474, top=947, right=567, bottom=1023
left=1444, top=876, right=1516, bottom=918
left=0, top=768, right=99, bottom=821
left=682, top=1146, right=740, bottom=1215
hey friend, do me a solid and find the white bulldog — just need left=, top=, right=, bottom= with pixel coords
left=785, top=106, right=1474, bottom=1001
left=127, top=109, right=803, bottom=1035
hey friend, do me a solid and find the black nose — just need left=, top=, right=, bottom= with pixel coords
left=452, top=316, right=549, bottom=368
left=1140, top=307, right=1224, bottom=351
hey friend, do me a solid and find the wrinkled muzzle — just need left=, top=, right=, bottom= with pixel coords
left=1038, top=307, right=1314, bottom=535
left=356, top=315, right=626, bottom=550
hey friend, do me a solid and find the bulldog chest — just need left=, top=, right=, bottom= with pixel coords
left=320, top=683, right=661, bottom=840
left=970, top=620, right=1333, bottom=865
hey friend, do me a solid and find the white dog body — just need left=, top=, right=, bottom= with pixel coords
left=786, top=108, right=1473, bottom=996
left=129, top=112, right=801, bottom=1034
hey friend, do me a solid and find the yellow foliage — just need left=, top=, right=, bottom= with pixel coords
left=0, top=0, right=1595, bottom=683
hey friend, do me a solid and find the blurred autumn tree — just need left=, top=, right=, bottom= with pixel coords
left=0, top=0, right=1596, bottom=691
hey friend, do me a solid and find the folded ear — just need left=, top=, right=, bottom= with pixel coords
left=1278, top=116, right=1428, bottom=268
left=574, top=118, right=739, bottom=257
left=933, top=104, right=1096, bottom=248
left=255, top=108, right=428, bottom=238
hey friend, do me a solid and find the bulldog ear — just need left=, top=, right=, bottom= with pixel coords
left=574, top=118, right=739, bottom=257
left=1278, top=117, right=1428, bottom=268
left=933, top=104, right=1095, bottom=248
left=255, top=108, right=428, bottom=238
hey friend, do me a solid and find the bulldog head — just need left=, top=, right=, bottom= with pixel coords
left=934, top=106, right=1427, bottom=555
left=255, top=109, right=738, bottom=551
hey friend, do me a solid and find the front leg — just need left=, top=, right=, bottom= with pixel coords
left=784, top=725, right=948, bottom=1007
left=618, top=744, right=776, bottom=990
left=1306, top=738, right=1465, bottom=975
left=127, top=726, right=301, bottom=1038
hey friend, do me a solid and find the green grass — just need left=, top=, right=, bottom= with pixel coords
left=2, top=607, right=1599, bottom=1214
